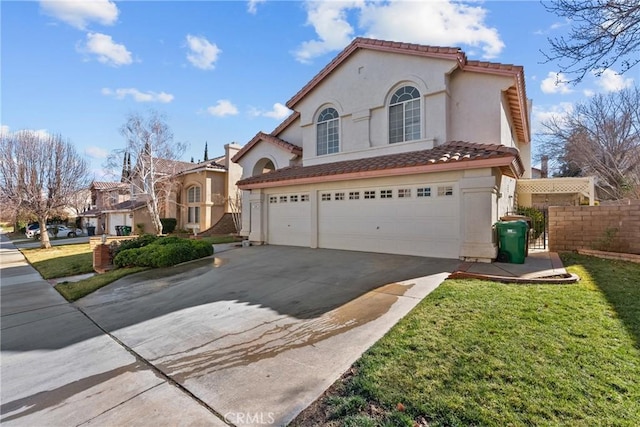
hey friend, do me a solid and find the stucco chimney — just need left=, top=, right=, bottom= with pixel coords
left=541, top=155, right=548, bottom=178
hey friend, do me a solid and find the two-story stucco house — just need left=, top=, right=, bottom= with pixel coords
left=81, top=143, right=243, bottom=236
left=232, top=38, right=532, bottom=262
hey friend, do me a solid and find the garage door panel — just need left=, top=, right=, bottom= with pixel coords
left=268, top=195, right=311, bottom=247
left=318, top=185, right=460, bottom=258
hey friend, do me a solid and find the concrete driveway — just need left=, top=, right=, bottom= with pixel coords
left=3, top=243, right=459, bottom=426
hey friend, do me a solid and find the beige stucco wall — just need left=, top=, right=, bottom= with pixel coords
left=179, top=170, right=226, bottom=232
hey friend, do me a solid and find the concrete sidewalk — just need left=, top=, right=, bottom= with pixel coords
left=0, top=233, right=226, bottom=426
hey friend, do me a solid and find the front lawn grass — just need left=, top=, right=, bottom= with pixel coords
left=292, top=254, right=640, bottom=426
left=20, top=244, right=94, bottom=279
left=55, top=267, right=147, bottom=302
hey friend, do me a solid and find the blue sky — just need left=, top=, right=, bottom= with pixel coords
left=2, top=0, right=636, bottom=179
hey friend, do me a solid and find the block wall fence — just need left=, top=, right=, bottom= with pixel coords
left=548, top=200, right=640, bottom=254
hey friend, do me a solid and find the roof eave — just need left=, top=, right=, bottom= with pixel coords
left=238, top=155, right=520, bottom=190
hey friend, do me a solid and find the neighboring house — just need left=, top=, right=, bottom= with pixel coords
left=81, top=181, right=130, bottom=234
left=81, top=143, right=242, bottom=235
left=233, top=38, right=532, bottom=262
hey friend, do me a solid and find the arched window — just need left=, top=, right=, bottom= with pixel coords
left=389, top=86, right=421, bottom=143
left=187, top=186, right=201, bottom=223
left=316, top=107, right=339, bottom=155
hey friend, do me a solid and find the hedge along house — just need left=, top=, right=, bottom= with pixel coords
left=233, top=38, right=530, bottom=262
left=87, top=143, right=243, bottom=235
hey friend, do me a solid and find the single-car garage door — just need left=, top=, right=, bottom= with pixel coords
left=318, top=184, right=460, bottom=258
left=267, top=193, right=311, bottom=246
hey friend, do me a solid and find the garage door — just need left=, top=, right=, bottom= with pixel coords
left=267, top=193, right=311, bottom=246
left=318, top=184, right=460, bottom=258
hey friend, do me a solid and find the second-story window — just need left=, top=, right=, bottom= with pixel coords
left=389, top=86, right=421, bottom=143
left=317, top=107, right=339, bottom=155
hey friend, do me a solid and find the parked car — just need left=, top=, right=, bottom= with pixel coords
left=24, top=223, right=40, bottom=238
left=32, top=225, right=83, bottom=238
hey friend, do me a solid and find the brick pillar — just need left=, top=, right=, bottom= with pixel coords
left=93, top=244, right=113, bottom=273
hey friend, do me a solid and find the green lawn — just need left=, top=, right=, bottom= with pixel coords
left=20, top=244, right=94, bottom=279
left=291, top=254, right=640, bottom=426
left=55, top=267, right=148, bottom=302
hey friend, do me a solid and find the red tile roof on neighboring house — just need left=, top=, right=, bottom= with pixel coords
left=90, top=181, right=129, bottom=191
left=237, top=141, right=524, bottom=189
left=101, top=200, right=146, bottom=212
left=231, top=131, right=303, bottom=163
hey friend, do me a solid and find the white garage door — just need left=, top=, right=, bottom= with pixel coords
left=318, top=184, right=460, bottom=258
left=267, top=193, right=311, bottom=246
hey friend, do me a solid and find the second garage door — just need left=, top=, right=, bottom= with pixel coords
left=317, top=184, right=460, bottom=258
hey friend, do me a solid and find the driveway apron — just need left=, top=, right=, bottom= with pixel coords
left=75, top=245, right=459, bottom=426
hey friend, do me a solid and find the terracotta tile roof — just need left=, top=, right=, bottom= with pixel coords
left=102, top=200, right=146, bottom=212
left=284, top=37, right=530, bottom=144
left=152, top=157, right=196, bottom=175
left=90, top=181, right=129, bottom=191
left=232, top=131, right=303, bottom=163
left=270, top=111, right=300, bottom=137
left=178, top=158, right=227, bottom=175
left=286, top=37, right=466, bottom=109
left=237, top=141, right=524, bottom=189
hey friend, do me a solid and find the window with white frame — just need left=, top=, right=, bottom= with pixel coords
left=398, top=188, right=411, bottom=198
left=316, top=107, right=339, bottom=155
left=349, top=191, right=360, bottom=200
left=301, top=194, right=310, bottom=202
left=290, top=195, right=299, bottom=202
left=334, top=192, right=345, bottom=201
left=417, top=187, right=431, bottom=197
left=187, top=186, right=201, bottom=223
left=269, top=196, right=277, bottom=203
left=321, top=193, right=331, bottom=201
left=279, top=195, right=288, bottom=203
left=380, top=190, right=393, bottom=199
left=438, top=186, right=454, bottom=196
left=389, top=86, right=421, bottom=143
left=364, top=190, right=376, bottom=199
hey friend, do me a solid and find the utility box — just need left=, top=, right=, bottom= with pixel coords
left=495, top=220, right=529, bottom=264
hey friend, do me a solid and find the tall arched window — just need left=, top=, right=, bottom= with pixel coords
left=389, top=86, right=421, bottom=143
left=316, top=107, right=339, bottom=155
left=187, top=186, right=201, bottom=223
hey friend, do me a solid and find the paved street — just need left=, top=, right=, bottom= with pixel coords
left=1, top=234, right=458, bottom=426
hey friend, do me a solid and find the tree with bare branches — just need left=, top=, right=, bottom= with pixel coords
left=542, top=0, right=640, bottom=83
left=105, top=111, right=187, bottom=235
left=0, top=130, right=90, bottom=248
left=539, top=86, right=640, bottom=200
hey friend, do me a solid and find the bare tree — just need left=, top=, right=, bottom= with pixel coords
left=227, top=189, right=243, bottom=235
left=539, top=86, right=640, bottom=199
left=0, top=131, right=90, bottom=248
left=542, top=0, right=640, bottom=83
left=106, top=111, right=186, bottom=235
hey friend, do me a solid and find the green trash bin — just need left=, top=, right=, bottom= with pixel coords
left=122, top=226, right=132, bottom=236
left=495, top=220, right=529, bottom=264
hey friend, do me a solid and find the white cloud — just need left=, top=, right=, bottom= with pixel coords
left=79, top=32, right=132, bottom=67
left=294, top=1, right=357, bottom=63
left=0, top=125, right=10, bottom=136
left=251, top=103, right=292, bottom=120
left=85, top=146, right=108, bottom=159
left=583, top=89, right=595, bottom=97
left=540, top=72, right=573, bottom=94
left=531, top=102, right=574, bottom=134
left=294, top=0, right=505, bottom=63
left=40, top=0, right=119, bottom=29
left=101, top=88, right=174, bottom=103
left=247, top=0, right=266, bottom=14
left=207, top=100, right=238, bottom=117
left=594, top=69, right=634, bottom=93
left=186, top=35, right=221, bottom=70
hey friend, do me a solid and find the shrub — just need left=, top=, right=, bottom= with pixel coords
left=113, top=236, right=213, bottom=268
left=160, top=218, right=177, bottom=233
left=113, top=234, right=159, bottom=255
